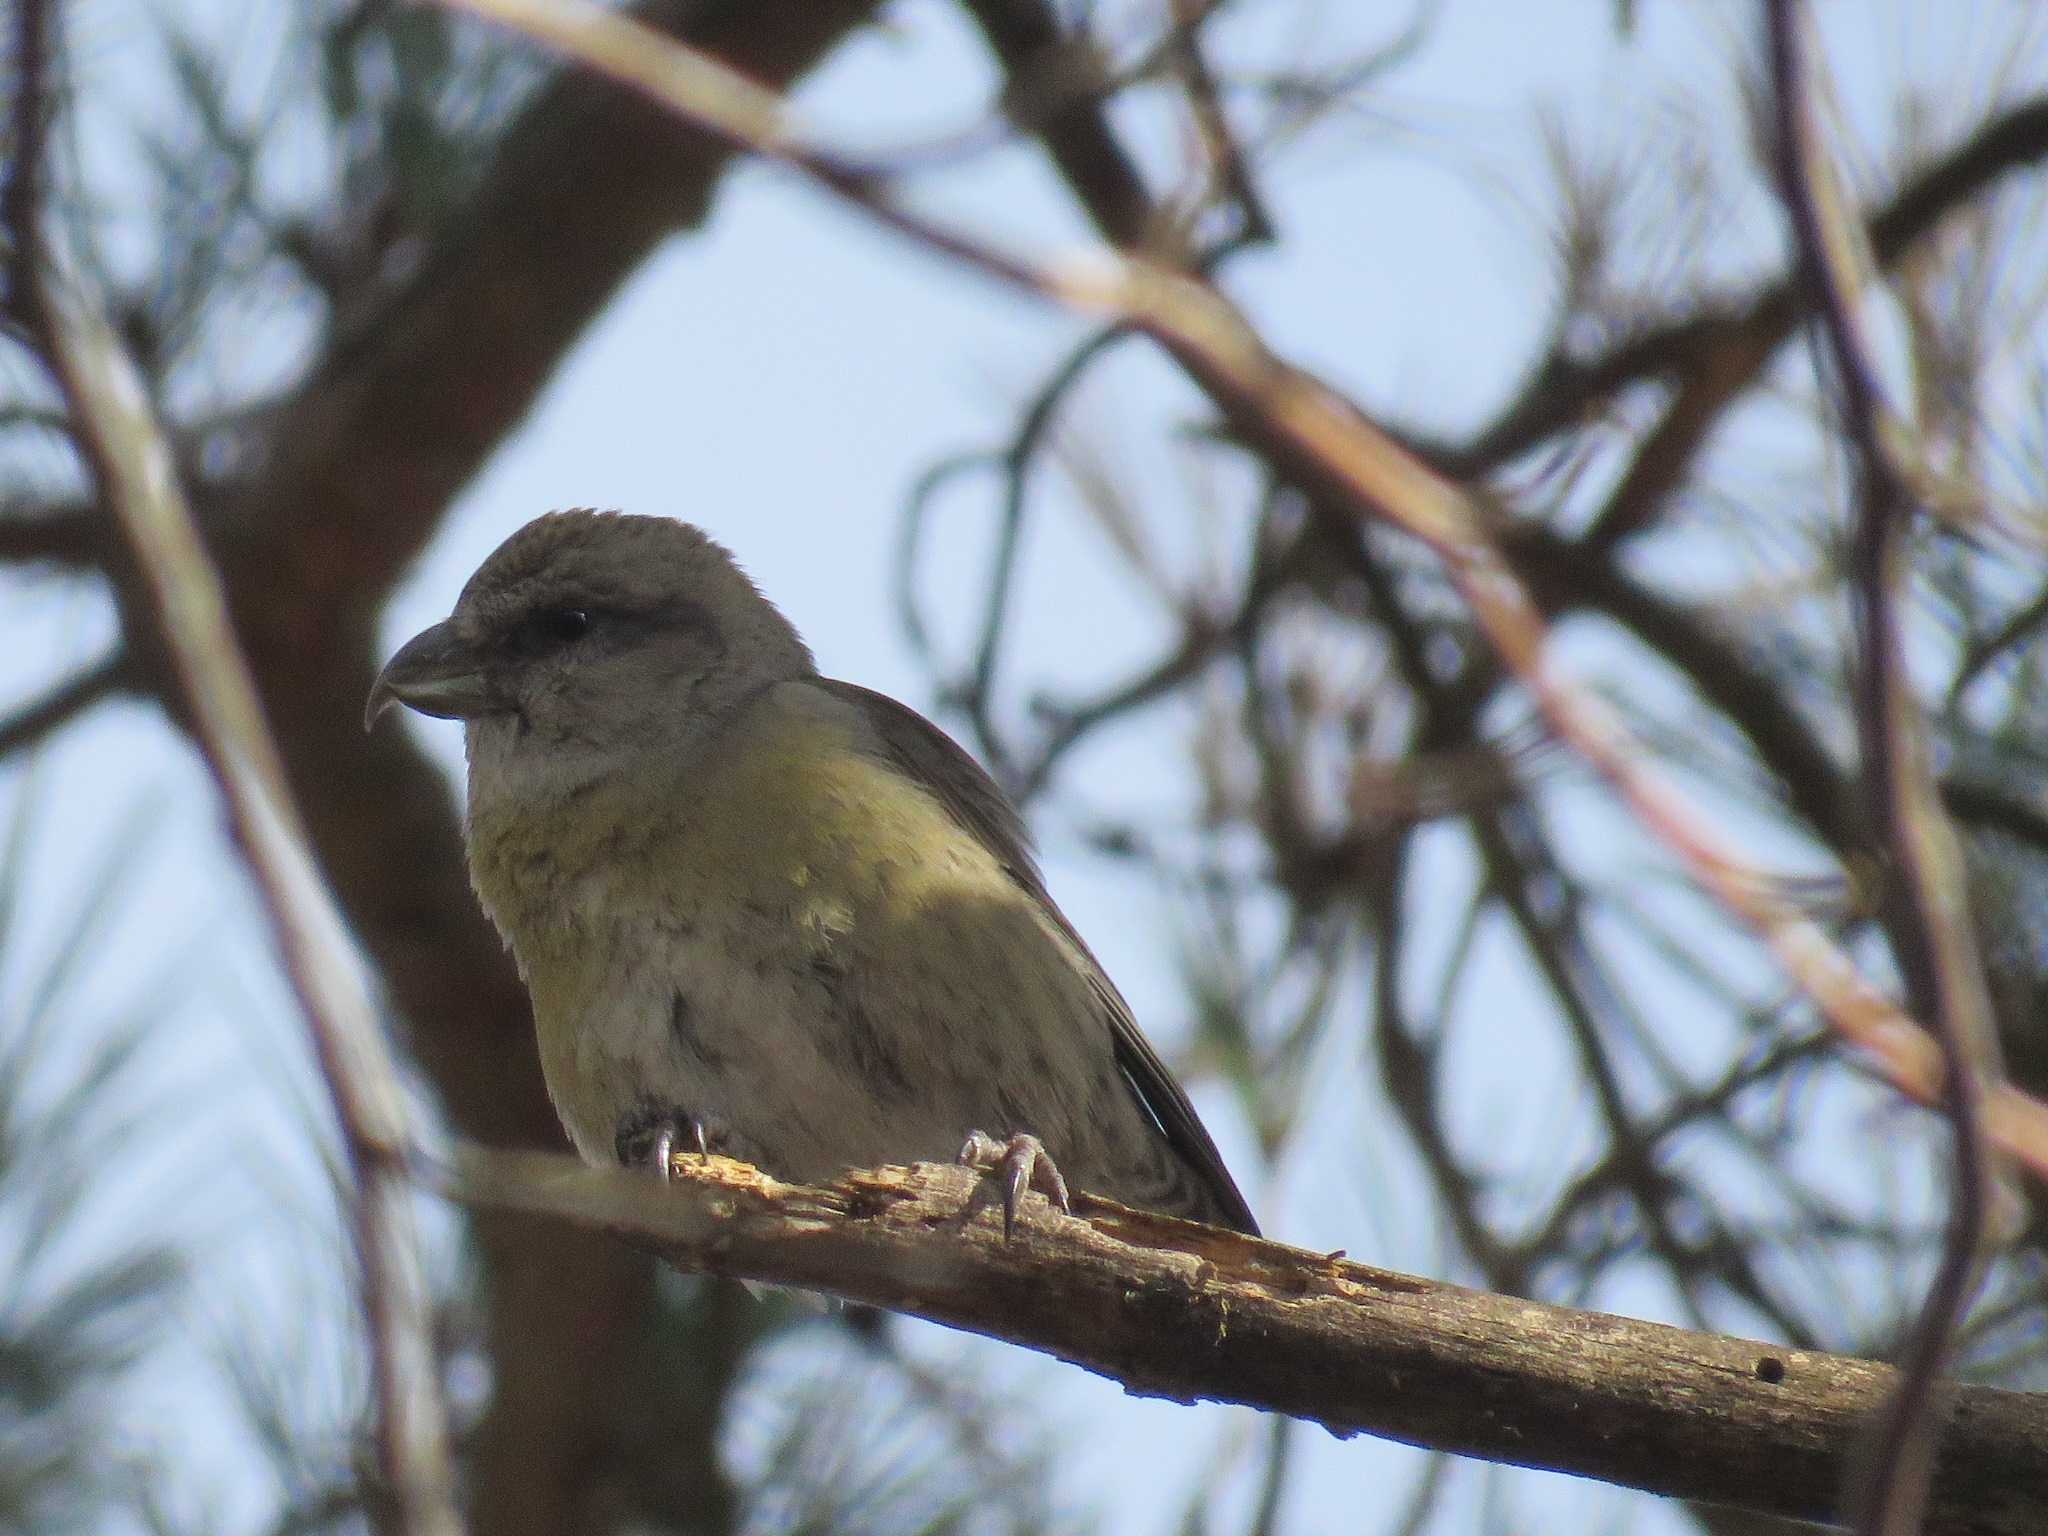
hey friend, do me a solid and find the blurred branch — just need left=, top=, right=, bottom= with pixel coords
left=0, top=785, right=185, bottom=1533
left=1524, top=525, right=2048, bottom=864
left=1243, top=1415, right=1293, bottom=1536
left=4, top=7, right=461, bottom=1526
left=960, top=0, right=1158, bottom=249
left=0, top=0, right=50, bottom=317
left=1163, top=0, right=1275, bottom=254
left=25, top=270, right=465, bottom=1536
left=1352, top=531, right=1834, bottom=1326
left=232, top=0, right=883, bottom=593
left=1939, top=778, right=2048, bottom=855
left=1367, top=848, right=1521, bottom=1287
left=0, top=649, right=131, bottom=760
left=1519, top=1027, right=1833, bottom=1262
left=457, top=1146, right=2048, bottom=1534
left=1578, top=326, right=1775, bottom=552
left=0, top=503, right=108, bottom=569
left=1019, top=607, right=1242, bottom=797
left=1442, top=93, right=2048, bottom=480
left=443, top=0, right=2048, bottom=1190
left=1479, top=801, right=1809, bottom=1335
left=1766, top=7, right=2004, bottom=1535
left=898, top=322, right=1259, bottom=797
left=951, top=322, right=1134, bottom=783
left=1511, top=528, right=1860, bottom=850
left=1950, top=578, right=2048, bottom=705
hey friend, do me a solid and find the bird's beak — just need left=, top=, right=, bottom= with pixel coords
left=365, top=621, right=499, bottom=731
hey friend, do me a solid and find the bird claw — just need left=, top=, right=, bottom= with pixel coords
left=615, top=1107, right=727, bottom=1180
left=958, top=1131, right=1071, bottom=1238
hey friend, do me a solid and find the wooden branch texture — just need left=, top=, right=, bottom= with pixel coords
left=459, top=1151, right=2048, bottom=1535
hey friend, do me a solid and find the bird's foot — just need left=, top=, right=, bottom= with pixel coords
left=615, top=1105, right=730, bottom=1181
left=958, top=1130, right=1071, bottom=1239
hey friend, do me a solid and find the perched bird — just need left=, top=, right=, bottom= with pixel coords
left=367, top=510, right=1258, bottom=1235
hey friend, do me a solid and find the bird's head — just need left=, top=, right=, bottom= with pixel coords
left=367, top=509, right=814, bottom=802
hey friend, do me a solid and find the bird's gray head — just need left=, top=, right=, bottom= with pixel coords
left=367, top=510, right=815, bottom=802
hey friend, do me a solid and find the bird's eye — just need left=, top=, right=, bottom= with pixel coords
left=520, top=607, right=591, bottom=648
left=544, top=608, right=590, bottom=641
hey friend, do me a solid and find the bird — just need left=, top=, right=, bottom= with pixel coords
left=366, top=510, right=1258, bottom=1236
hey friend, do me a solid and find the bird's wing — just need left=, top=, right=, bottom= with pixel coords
left=816, top=678, right=1260, bottom=1235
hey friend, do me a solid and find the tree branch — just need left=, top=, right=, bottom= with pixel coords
left=0, top=649, right=132, bottom=760
left=959, top=0, right=1159, bottom=249
left=1766, top=7, right=2004, bottom=1532
left=457, top=1149, right=2048, bottom=1536
left=0, top=502, right=108, bottom=569
left=7, top=8, right=461, bottom=1523
left=1511, top=528, right=1862, bottom=850
left=9, top=161, right=466, bottom=1536
left=231, top=0, right=883, bottom=595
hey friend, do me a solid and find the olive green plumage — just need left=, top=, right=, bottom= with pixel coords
left=370, top=510, right=1256, bottom=1235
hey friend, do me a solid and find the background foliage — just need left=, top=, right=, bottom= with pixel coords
left=3, top=1, right=2047, bottom=1531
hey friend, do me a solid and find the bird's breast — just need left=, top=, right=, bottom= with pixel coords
left=468, top=703, right=1015, bottom=996
left=461, top=697, right=1054, bottom=1170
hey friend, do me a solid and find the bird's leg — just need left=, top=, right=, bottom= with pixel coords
left=615, top=1105, right=729, bottom=1181
left=958, top=1130, right=1072, bottom=1238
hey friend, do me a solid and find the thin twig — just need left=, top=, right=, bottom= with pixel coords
left=895, top=450, right=996, bottom=662
left=1765, top=7, right=2005, bottom=1535
left=3, top=7, right=462, bottom=1530
left=1019, top=610, right=1238, bottom=797
left=1242, top=1413, right=1293, bottom=1536
left=1366, top=851, right=1520, bottom=1287
left=1949, top=575, right=2048, bottom=705
left=1518, top=1028, right=1833, bottom=1263
left=0, top=649, right=132, bottom=760
left=1165, top=0, right=1275, bottom=254
left=1386, top=1452, right=1452, bottom=1536
left=959, top=322, right=1131, bottom=782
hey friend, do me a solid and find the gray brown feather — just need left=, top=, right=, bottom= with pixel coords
left=818, top=679, right=1260, bottom=1236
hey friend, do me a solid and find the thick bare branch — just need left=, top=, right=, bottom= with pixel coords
left=459, top=1149, right=2048, bottom=1536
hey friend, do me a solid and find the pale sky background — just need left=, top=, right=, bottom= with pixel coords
left=3, top=1, right=2044, bottom=1531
